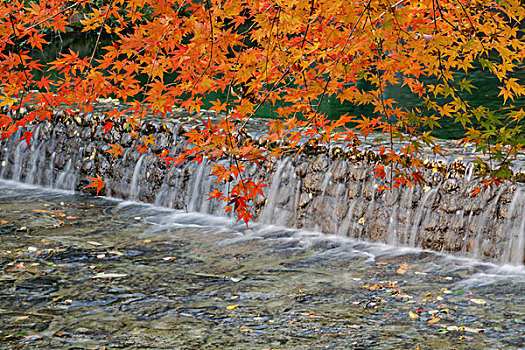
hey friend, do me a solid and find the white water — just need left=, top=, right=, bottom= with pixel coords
left=0, top=127, right=523, bottom=265
left=259, top=158, right=290, bottom=224
left=409, top=185, right=440, bottom=247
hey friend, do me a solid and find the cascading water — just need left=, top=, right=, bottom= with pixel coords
left=129, top=155, right=145, bottom=201
left=0, top=117, right=523, bottom=264
left=259, top=158, right=290, bottom=224
left=502, top=188, right=525, bottom=264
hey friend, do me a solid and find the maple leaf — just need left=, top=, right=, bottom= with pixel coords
left=209, top=99, right=227, bottom=114
left=35, top=75, right=52, bottom=91
left=136, top=143, right=149, bottom=155
left=18, top=131, right=33, bottom=148
left=84, top=174, right=105, bottom=195
left=206, top=189, right=224, bottom=201
left=27, top=32, right=48, bottom=51
left=372, top=165, right=386, bottom=179
left=102, top=122, right=114, bottom=135
left=106, top=143, right=124, bottom=159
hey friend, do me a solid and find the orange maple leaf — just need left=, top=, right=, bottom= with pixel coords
left=84, top=174, right=105, bottom=195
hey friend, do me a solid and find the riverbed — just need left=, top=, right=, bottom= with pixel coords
left=0, top=181, right=524, bottom=349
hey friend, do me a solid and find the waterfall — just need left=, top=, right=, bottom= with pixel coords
left=0, top=117, right=523, bottom=264
left=11, top=141, right=25, bottom=182
left=186, top=161, right=207, bottom=212
left=386, top=204, right=399, bottom=245
left=259, top=158, right=290, bottom=224
left=129, top=155, right=145, bottom=201
left=55, top=159, right=77, bottom=191
left=503, top=189, right=525, bottom=264
left=409, top=185, right=440, bottom=247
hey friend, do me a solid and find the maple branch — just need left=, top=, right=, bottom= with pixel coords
left=4, top=6, right=30, bottom=125
left=2, top=0, right=88, bottom=45
left=432, top=0, right=496, bottom=171
left=188, top=0, right=215, bottom=105
left=87, top=0, right=115, bottom=70
left=308, top=0, right=372, bottom=126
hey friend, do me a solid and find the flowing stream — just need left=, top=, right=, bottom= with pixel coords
left=0, top=181, right=524, bottom=349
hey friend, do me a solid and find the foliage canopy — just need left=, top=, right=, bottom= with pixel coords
left=1, top=0, right=525, bottom=222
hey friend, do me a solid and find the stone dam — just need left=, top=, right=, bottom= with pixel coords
left=0, top=107, right=524, bottom=264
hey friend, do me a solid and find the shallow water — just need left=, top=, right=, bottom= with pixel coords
left=0, top=181, right=524, bottom=349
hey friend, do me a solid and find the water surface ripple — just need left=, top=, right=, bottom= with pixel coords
left=0, top=181, right=523, bottom=349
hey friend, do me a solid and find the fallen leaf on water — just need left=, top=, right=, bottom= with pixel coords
left=162, top=256, right=177, bottom=261
left=240, top=328, right=254, bottom=332
left=397, top=263, right=411, bottom=275
left=428, top=316, right=441, bottom=324
left=140, top=239, right=152, bottom=243
left=231, top=295, right=239, bottom=300
left=369, top=284, right=381, bottom=291
left=464, top=327, right=484, bottom=333
left=409, top=310, right=419, bottom=319
left=22, top=335, right=42, bottom=340
left=108, top=251, right=123, bottom=256
left=468, top=298, right=487, bottom=305
left=54, top=330, right=69, bottom=337
left=92, top=273, right=127, bottom=279
left=87, top=241, right=103, bottom=246
left=32, top=209, right=50, bottom=213
left=96, top=254, right=106, bottom=259
left=14, top=315, right=29, bottom=322
left=66, top=216, right=78, bottom=220
left=0, top=219, right=8, bottom=224
left=226, top=304, right=238, bottom=310
left=40, top=239, right=52, bottom=242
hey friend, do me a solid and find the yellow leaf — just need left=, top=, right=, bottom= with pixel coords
left=409, top=311, right=419, bottom=319
left=226, top=304, right=239, bottom=310
left=469, top=298, right=487, bottom=305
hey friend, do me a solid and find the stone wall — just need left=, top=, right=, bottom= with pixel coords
left=1, top=109, right=523, bottom=264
